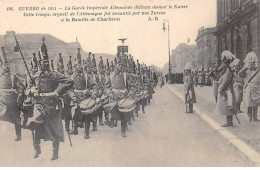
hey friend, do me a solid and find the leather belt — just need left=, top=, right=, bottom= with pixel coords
left=38, top=92, right=56, bottom=97
left=0, top=89, right=16, bottom=92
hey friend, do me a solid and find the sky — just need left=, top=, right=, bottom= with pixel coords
left=0, top=0, right=217, bottom=68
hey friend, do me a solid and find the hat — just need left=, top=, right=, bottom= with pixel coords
left=221, top=50, right=236, bottom=62
left=244, top=52, right=258, bottom=63
left=184, top=62, right=193, bottom=70
left=230, top=58, right=241, bottom=68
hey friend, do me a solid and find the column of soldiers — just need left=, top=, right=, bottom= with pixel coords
left=0, top=36, right=157, bottom=161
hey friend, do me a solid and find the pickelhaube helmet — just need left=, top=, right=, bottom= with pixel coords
left=98, top=56, right=105, bottom=74
left=106, top=59, right=110, bottom=74
left=30, top=53, right=38, bottom=72
left=77, top=48, right=82, bottom=65
left=38, top=36, right=49, bottom=62
left=57, top=53, right=65, bottom=74
left=50, top=59, right=54, bottom=71
left=111, top=61, right=114, bottom=72
left=67, top=56, right=73, bottom=75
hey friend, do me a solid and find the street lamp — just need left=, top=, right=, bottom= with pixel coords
left=162, top=19, right=173, bottom=84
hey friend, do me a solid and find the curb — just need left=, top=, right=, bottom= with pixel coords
left=166, top=84, right=260, bottom=167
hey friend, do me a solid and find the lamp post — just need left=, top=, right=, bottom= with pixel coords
left=162, top=19, right=173, bottom=84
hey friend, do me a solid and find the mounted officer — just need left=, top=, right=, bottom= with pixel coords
left=0, top=47, right=25, bottom=141
left=25, top=37, right=74, bottom=160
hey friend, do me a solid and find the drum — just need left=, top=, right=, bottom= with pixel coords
left=80, top=97, right=97, bottom=114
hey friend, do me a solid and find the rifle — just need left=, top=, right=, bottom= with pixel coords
left=12, top=31, right=35, bottom=86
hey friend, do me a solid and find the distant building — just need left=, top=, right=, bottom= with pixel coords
left=215, top=0, right=260, bottom=62
left=0, top=31, right=87, bottom=74
left=196, top=27, right=217, bottom=69
left=171, top=43, right=198, bottom=73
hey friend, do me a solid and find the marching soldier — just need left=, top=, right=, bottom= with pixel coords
left=98, top=56, right=106, bottom=125
left=25, top=37, right=74, bottom=160
left=215, top=50, right=237, bottom=127
left=50, top=59, right=55, bottom=71
left=184, top=62, right=196, bottom=113
left=91, top=54, right=102, bottom=131
left=239, top=52, right=260, bottom=121
left=0, top=47, right=25, bottom=141
left=63, top=54, right=74, bottom=132
left=230, top=59, right=244, bottom=113
left=103, top=55, right=136, bottom=137
left=69, top=49, right=94, bottom=138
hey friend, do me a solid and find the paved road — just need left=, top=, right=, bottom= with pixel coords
left=171, top=84, right=260, bottom=154
left=0, top=86, right=248, bottom=166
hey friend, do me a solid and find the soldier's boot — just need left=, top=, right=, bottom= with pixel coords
left=65, top=119, right=70, bottom=132
left=33, top=137, right=41, bottom=158
left=93, top=121, right=97, bottom=131
left=84, top=121, right=90, bottom=139
left=128, top=119, right=132, bottom=125
left=34, top=147, right=41, bottom=158
left=105, top=113, right=109, bottom=122
left=247, top=107, right=253, bottom=121
left=70, top=122, right=78, bottom=135
left=22, top=116, right=28, bottom=129
left=132, top=112, right=135, bottom=121
left=51, top=141, right=59, bottom=160
left=221, top=115, right=233, bottom=127
left=188, top=104, right=193, bottom=113
left=237, top=103, right=242, bottom=113
left=121, top=114, right=127, bottom=137
left=121, top=129, right=127, bottom=138
left=99, top=111, right=104, bottom=126
left=14, top=124, right=21, bottom=141
left=135, top=110, right=139, bottom=117
left=114, top=120, right=118, bottom=127
left=253, top=107, right=259, bottom=121
left=142, top=105, right=145, bottom=114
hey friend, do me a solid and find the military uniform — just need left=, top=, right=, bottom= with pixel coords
left=215, top=50, right=237, bottom=127
left=26, top=37, right=74, bottom=160
left=184, top=64, right=196, bottom=113
left=238, top=52, right=260, bottom=121
left=0, top=47, right=25, bottom=141
left=63, top=54, right=75, bottom=132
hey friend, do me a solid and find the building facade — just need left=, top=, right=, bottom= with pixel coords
left=171, top=43, right=198, bottom=73
left=215, top=0, right=260, bottom=63
left=196, top=27, right=217, bottom=69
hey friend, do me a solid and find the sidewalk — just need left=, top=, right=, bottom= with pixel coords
left=167, top=84, right=260, bottom=166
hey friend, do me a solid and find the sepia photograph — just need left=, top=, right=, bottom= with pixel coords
left=0, top=0, right=260, bottom=167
